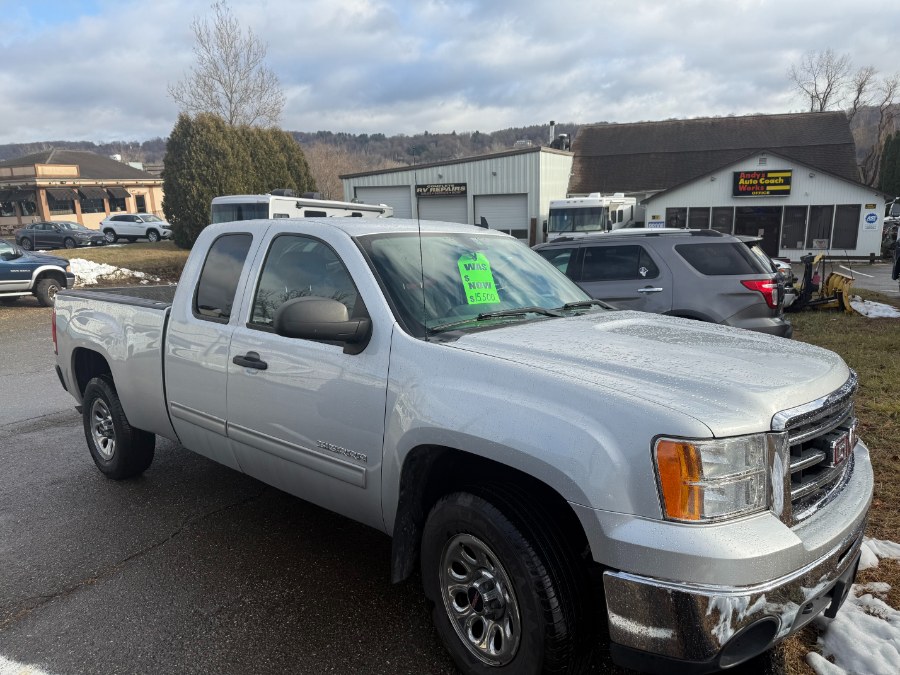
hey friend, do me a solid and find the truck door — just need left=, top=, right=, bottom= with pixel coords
left=225, top=233, right=390, bottom=531
left=164, top=232, right=257, bottom=470
left=575, top=243, right=673, bottom=313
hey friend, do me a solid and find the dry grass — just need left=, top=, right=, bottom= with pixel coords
left=50, top=241, right=189, bottom=283
left=782, top=289, right=900, bottom=674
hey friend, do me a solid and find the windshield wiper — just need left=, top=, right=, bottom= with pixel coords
left=558, top=299, right=614, bottom=311
left=428, top=306, right=562, bottom=334
left=476, top=306, right=563, bottom=320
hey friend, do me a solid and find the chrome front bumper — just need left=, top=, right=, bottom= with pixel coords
left=603, top=518, right=865, bottom=673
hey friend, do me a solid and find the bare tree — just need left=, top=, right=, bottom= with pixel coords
left=788, top=49, right=852, bottom=112
left=858, top=74, right=900, bottom=185
left=303, top=144, right=404, bottom=201
left=169, top=1, right=285, bottom=126
left=789, top=49, right=900, bottom=185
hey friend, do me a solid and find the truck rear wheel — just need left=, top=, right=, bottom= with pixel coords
left=421, top=489, right=592, bottom=674
left=82, top=375, right=155, bottom=479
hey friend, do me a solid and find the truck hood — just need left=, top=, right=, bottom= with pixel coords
left=447, top=311, right=849, bottom=437
left=21, top=251, right=69, bottom=267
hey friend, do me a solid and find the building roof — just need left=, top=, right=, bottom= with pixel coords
left=340, top=145, right=573, bottom=179
left=0, top=148, right=159, bottom=181
left=569, top=112, right=859, bottom=194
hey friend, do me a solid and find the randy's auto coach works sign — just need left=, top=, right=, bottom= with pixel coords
left=416, top=183, right=467, bottom=197
left=732, top=170, right=792, bottom=197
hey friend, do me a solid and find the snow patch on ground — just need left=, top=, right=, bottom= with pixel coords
left=849, top=296, right=900, bottom=318
left=807, top=537, right=900, bottom=675
left=69, top=258, right=159, bottom=286
left=0, top=655, right=55, bottom=675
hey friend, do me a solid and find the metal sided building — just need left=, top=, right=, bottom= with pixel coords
left=569, top=112, right=887, bottom=260
left=340, top=146, right=574, bottom=245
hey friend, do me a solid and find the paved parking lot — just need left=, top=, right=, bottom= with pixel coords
left=0, top=297, right=459, bottom=675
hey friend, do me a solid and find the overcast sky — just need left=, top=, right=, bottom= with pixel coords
left=0, top=0, right=898, bottom=145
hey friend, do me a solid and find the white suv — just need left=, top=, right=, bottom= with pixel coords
left=99, top=213, right=173, bottom=243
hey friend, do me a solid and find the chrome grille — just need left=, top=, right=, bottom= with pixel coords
left=772, top=372, right=858, bottom=524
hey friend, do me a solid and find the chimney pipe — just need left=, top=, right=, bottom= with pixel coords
left=549, top=121, right=556, bottom=144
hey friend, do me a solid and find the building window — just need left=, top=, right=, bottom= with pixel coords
left=109, top=197, right=126, bottom=212
left=0, top=201, right=14, bottom=217
left=781, top=206, right=807, bottom=249
left=711, top=207, right=733, bottom=233
left=135, top=194, right=147, bottom=212
left=688, top=207, right=710, bottom=229
left=48, top=196, right=75, bottom=215
left=806, top=205, right=834, bottom=249
left=80, top=198, right=105, bottom=214
left=665, top=207, right=687, bottom=228
left=832, top=205, right=861, bottom=250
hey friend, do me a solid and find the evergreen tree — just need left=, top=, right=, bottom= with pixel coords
left=879, top=133, right=900, bottom=197
left=163, top=114, right=316, bottom=248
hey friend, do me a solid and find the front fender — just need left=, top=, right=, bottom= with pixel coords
left=381, top=328, right=712, bottom=534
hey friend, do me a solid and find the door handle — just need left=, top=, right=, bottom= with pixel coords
left=232, top=351, right=268, bottom=370
left=637, top=287, right=664, bottom=293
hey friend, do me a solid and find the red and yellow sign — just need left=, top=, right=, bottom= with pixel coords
left=732, top=170, right=792, bottom=197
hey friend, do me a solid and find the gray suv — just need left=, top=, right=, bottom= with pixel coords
left=534, top=229, right=792, bottom=337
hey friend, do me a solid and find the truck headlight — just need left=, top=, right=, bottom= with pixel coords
left=654, top=434, right=769, bottom=522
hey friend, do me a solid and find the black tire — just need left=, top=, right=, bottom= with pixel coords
left=63, top=237, right=76, bottom=249
left=146, top=229, right=160, bottom=243
left=82, top=375, right=155, bottom=479
left=34, top=277, right=62, bottom=306
left=103, top=229, right=118, bottom=243
left=20, top=237, right=33, bottom=251
left=422, top=489, right=592, bottom=675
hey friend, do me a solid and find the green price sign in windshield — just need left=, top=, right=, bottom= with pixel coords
left=457, top=252, right=500, bottom=305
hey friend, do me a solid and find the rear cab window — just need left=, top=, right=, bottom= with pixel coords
left=674, top=242, right=770, bottom=276
left=536, top=247, right=579, bottom=277
left=194, top=233, right=254, bottom=321
left=581, top=244, right=659, bottom=281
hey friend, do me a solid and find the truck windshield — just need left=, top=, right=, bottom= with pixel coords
left=358, top=232, right=593, bottom=337
left=548, top=207, right=609, bottom=233
left=211, top=202, right=270, bottom=223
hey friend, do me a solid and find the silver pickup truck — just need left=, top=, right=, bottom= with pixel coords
left=53, top=219, right=872, bottom=674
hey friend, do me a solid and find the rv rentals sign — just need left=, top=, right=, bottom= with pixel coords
left=732, top=170, right=792, bottom=197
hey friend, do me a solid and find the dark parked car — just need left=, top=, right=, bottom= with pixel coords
left=534, top=228, right=792, bottom=337
left=15, top=221, right=106, bottom=250
left=0, top=239, right=75, bottom=306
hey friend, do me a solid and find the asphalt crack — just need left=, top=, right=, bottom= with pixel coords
left=0, top=487, right=268, bottom=632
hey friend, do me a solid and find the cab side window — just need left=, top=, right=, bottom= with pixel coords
left=581, top=245, right=659, bottom=281
left=249, top=235, right=359, bottom=328
left=194, top=233, right=253, bottom=322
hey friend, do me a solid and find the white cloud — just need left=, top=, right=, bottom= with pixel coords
left=0, top=0, right=898, bottom=142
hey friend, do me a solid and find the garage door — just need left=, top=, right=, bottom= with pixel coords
left=354, top=186, right=412, bottom=219
left=474, top=194, right=528, bottom=240
left=417, top=196, right=468, bottom=223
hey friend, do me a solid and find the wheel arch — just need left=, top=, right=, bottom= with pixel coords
left=71, top=347, right=113, bottom=398
left=390, top=445, right=593, bottom=584
left=31, top=266, right=67, bottom=288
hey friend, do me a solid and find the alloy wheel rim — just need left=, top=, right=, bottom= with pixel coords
left=439, top=533, right=521, bottom=666
left=104, top=231, right=115, bottom=242
left=90, top=398, right=116, bottom=460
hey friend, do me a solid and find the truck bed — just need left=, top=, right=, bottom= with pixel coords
left=54, top=284, right=178, bottom=441
left=59, top=284, right=177, bottom=308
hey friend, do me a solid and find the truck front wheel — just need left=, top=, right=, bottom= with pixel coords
left=35, top=278, right=62, bottom=307
left=82, top=376, right=155, bottom=479
left=421, top=490, right=592, bottom=674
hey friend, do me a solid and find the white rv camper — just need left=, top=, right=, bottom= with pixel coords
left=211, top=190, right=393, bottom=224
left=546, top=193, right=640, bottom=241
